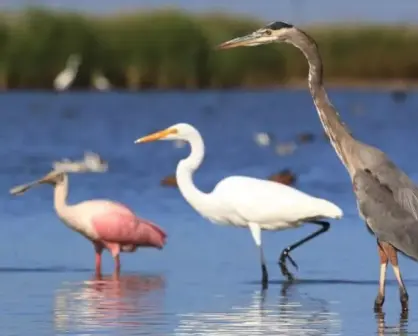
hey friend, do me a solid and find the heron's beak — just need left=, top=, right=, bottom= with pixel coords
left=217, top=33, right=263, bottom=49
left=134, top=127, right=178, bottom=144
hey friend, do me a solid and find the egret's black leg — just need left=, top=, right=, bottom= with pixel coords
left=278, top=220, right=330, bottom=280
left=248, top=222, right=269, bottom=289
left=261, top=253, right=268, bottom=290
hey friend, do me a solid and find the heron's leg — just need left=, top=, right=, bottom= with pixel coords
left=382, top=242, right=408, bottom=311
left=94, top=243, right=103, bottom=277
left=278, top=220, right=330, bottom=281
left=374, top=240, right=388, bottom=311
left=249, top=222, right=268, bottom=289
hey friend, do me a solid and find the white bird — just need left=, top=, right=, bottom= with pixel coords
left=254, top=132, right=272, bottom=147
left=91, top=71, right=111, bottom=91
left=53, top=54, right=81, bottom=91
left=135, top=123, right=343, bottom=288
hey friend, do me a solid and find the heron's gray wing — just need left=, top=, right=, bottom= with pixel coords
left=371, top=159, right=418, bottom=220
left=353, top=170, right=418, bottom=261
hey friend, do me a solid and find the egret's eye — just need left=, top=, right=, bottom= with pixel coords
left=265, top=30, right=272, bottom=36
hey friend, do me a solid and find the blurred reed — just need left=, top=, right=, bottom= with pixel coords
left=0, top=7, right=418, bottom=89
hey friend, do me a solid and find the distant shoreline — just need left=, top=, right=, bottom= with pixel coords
left=0, top=80, right=415, bottom=91
left=1, top=8, right=418, bottom=90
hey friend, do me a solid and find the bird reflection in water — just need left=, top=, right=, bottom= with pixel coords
left=375, top=310, right=409, bottom=336
left=175, top=282, right=341, bottom=335
left=54, top=274, right=165, bottom=334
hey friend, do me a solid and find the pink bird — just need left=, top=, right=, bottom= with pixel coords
left=10, top=170, right=166, bottom=276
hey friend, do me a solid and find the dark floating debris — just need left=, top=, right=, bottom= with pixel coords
left=390, top=89, right=407, bottom=103
left=268, top=169, right=296, bottom=186
left=161, top=174, right=178, bottom=187
left=296, top=132, right=315, bottom=144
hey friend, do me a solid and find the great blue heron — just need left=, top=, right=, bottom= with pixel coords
left=218, top=21, right=418, bottom=312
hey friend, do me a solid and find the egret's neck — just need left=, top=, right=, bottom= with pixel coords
left=290, top=30, right=359, bottom=172
left=53, top=174, right=71, bottom=217
left=176, top=132, right=215, bottom=213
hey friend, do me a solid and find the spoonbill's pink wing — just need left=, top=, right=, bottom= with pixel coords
left=92, top=211, right=166, bottom=249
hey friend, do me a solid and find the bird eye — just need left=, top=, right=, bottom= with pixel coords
left=265, top=30, right=272, bottom=36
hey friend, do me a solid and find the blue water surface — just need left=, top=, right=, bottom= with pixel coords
left=0, top=89, right=417, bottom=335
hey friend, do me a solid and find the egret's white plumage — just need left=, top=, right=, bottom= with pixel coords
left=211, top=176, right=342, bottom=229
left=135, top=123, right=343, bottom=286
left=54, top=54, right=81, bottom=91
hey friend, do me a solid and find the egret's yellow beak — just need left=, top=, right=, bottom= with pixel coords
left=134, top=127, right=178, bottom=144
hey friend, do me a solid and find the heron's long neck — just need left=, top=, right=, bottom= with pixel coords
left=176, top=133, right=216, bottom=213
left=53, top=174, right=71, bottom=219
left=291, top=30, right=358, bottom=170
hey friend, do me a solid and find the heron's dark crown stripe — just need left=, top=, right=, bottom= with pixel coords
left=265, top=21, right=293, bottom=30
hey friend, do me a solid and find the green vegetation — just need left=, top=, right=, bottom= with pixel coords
left=0, top=7, right=418, bottom=89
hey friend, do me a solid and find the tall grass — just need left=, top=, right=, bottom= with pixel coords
left=1, top=8, right=418, bottom=89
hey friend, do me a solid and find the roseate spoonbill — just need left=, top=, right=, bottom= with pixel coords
left=53, top=54, right=81, bottom=91
left=10, top=167, right=166, bottom=276
left=218, top=20, right=418, bottom=312
left=134, top=123, right=343, bottom=288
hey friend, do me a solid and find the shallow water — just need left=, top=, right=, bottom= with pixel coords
left=1, top=89, right=418, bottom=335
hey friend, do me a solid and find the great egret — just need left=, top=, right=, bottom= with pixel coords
left=135, top=123, right=343, bottom=287
left=53, top=54, right=81, bottom=91
left=218, top=20, right=418, bottom=311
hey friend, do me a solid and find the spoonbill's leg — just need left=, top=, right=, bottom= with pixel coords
left=114, top=254, right=121, bottom=275
left=104, top=242, right=121, bottom=276
left=374, top=240, right=388, bottom=311
left=94, top=243, right=103, bottom=277
left=249, top=222, right=268, bottom=289
left=381, top=242, right=408, bottom=311
left=278, top=220, right=330, bottom=281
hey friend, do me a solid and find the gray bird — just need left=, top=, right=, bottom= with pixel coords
left=218, top=21, right=418, bottom=312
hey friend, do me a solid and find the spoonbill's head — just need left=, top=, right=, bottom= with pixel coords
left=134, top=123, right=198, bottom=143
left=37, top=171, right=66, bottom=186
left=217, top=21, right=296, bottom=49
left=9, top=170, right=65, bottom=196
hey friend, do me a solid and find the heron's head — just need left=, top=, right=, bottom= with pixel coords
left=217, top=21, right=296, bottom=49
left=134, top=123, right=197, bottom=144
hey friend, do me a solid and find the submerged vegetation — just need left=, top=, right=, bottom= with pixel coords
left=0, top=8, right=418, bottom=89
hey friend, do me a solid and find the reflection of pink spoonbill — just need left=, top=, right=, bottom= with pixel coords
left=10, top=163, right=166, bottom=276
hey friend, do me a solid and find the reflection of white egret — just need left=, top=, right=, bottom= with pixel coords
left=53, top=54, right=81, bottom=91
left=54, top=274, right=165, bottom=334
left=175, top=288, right=341, bottom=335
left=254, top=132, right=272, bottom=147
left=91, top=71, right=111, bottom=91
